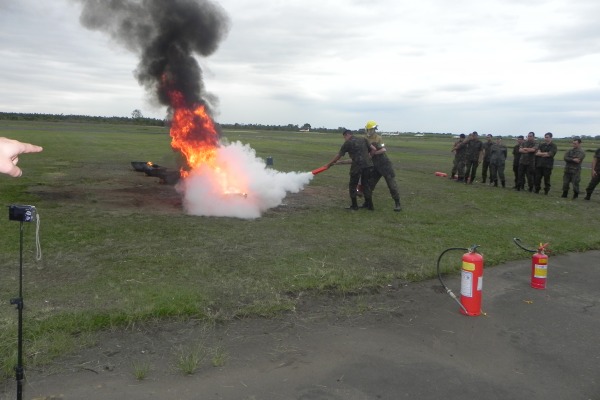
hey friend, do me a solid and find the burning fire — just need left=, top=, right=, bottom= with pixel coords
left=167, top=87, right=248, bottom=197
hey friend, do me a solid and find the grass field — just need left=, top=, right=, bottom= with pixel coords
left=0, top=120, right=599, bottom=377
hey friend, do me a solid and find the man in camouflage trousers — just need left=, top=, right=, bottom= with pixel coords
left=562, top=137, right=585, bottom=199
left=584, top=147, right=600, bottom=200
left=489, top=136, right=507, bottom=187
left=463, top=131, right=483, bottom=184
left=364, top=121, right=402, bottom=211
left=512, top=135, right=524, bottom=188
left=326, top=129, right=375, bottom=210
left=534, top=132, right=558, bottom=195
left=481, top=134, right=494, bottom=183
left=450, top=133, right=466, bottom=179
left=517, top=132, right=537, bottom=192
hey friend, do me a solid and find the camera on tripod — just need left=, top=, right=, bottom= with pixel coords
left=8, top=205, right=37, bottom=223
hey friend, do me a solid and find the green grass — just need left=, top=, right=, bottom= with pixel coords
left=0, top=120, right=599, bottom=378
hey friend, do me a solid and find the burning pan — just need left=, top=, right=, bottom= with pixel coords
left=131, top=161, right=148, bottom=172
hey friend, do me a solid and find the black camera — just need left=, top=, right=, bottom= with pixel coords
left=8, top=205, right=37, bottom=223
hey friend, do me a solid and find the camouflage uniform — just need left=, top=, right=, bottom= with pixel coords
left=366, top=134, right=401, bottom=204
left=562, top=146, right=586, bottom=197
left=481, top=137, right=494, bottom=183
left=338, top=135, right=374, bottom=205
left=584, top=148, right=600, bottom=200
left=451, top=137, right=465, bottom=178
left=534, top=141, right=557, bottom=194
left=464, top=137, right=483, bottom=184
left=517, top=138, right=537, bottom=191
left=489, top=141, right=507, bottom=187
left=512, top=143, right=522, bottom=188
left=454, top=139, right=468, bottom=181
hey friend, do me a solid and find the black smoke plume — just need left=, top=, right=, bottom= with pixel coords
left=74, top=0, right=230, bottom=112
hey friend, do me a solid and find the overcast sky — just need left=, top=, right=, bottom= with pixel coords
left=1, top=0, right=599, bottom=137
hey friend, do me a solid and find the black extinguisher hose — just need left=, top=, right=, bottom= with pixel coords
left=513, top=237, right=536, bottom=253
left=436, top=247, right=469, bottom=314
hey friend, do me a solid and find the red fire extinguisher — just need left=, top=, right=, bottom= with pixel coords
left=460, top=247, right=484, bottom=316
left=531, top=243, right=549, bottom=289
left=514, top=238, right=550, bottom=289
left=436, top=245, right=484, bottom=316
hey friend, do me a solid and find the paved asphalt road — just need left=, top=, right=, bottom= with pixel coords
left=4, top=251, right=599, bottom=400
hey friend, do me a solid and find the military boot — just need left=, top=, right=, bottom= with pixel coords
left=561, top=191, right=568, bottom=198
left=573, top=192, right=579, bottom=200
left=346, top=198, right=359, bottom=210
left=585, top=192, right=591, bottom=200
left=364, top=198, right=374, bottom=211
left=393, top=199, right=402, bottom=212
left=501, top=180, right=505, bottom=188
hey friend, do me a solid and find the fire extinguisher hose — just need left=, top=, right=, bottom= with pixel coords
left=513, top=237, right=536, bottom=253
left=436, top=247, right=469, bottom=314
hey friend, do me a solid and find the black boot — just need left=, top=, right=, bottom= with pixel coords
left=573, top=192, right=579, bottom=200
left=346, top=198, right=359, bottom=210
left=365, top=198, right=374, bottom=211
left=493, top=180, right=498, bottom=187
left=561, top=191, right=568, bottom=198
left=501, top=181, right=505, bottom=188
left=393, top=199, right=402, bottom=212
left=585, top=192, right=591, bottom=200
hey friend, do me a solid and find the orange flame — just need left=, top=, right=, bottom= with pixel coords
left=168, top=90, right=219, bottom=177
left=167, top=87, right=248, bottom=196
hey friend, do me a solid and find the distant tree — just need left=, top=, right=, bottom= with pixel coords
left=131, top=109, right=143, bottom=119
left=301, top=123, right=311, bottom=131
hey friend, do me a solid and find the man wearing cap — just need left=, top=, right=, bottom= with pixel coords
left=481, top=134, right=494, bottom=184
left=364, top=121, right=402, bottom=211
left=534, top=132, right=558, bottom=195
left=562, top=137, right=585, bottom=199
left=517, top=132, right=537, bottom=191
left=326, top=129, right=375, bottom=210
left=512, top=135, right=524, bottom=188
left=463, top=131, right=483, bottom=184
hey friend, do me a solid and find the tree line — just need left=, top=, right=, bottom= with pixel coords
left=0, top=112, right=346, bottom=133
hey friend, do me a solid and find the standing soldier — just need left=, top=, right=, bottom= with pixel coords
left=534, top=132, right=558, bottom=195
left=512, top=135, right=524, bottom=188
left=562, top=137, right=585, bottom=199
left=584, top=147, right=600, bottom=200
left=481, top=134, right=494, bottom=184
left=517, top=132, right=537, bottom=192
left=463, top=131, right=483, bottom=184
left=326, top=129, right=375, bottom=210
left=364, top=120, right=402, bottom=211
left=489, top=136, right=507, bottom=187
left=450, top=134, right=466, bottom=179
left=454, top=134, right=469, bottom=182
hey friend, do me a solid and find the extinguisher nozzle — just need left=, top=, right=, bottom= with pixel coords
left=447, top=288, right=469, bottom=315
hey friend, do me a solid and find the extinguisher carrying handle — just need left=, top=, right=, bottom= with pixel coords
left=513, top=237, right=536, bottom=253
left=468, top=244, right=481, bottom=253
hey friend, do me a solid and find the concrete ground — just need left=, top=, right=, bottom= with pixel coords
left=3, top=251, right=599, bottom=400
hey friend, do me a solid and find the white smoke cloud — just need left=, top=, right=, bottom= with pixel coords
left=177, top=141, right=313, bottom=219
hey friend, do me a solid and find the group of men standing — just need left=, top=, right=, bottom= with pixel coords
left=326, top=121, right=402, bottom=212
left=451, top=131, right=598, bottom=200
left=451, top=131, right=508, bottom=187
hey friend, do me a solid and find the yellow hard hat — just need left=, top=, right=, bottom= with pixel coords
left=365, top=120, right=378, bottom=130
